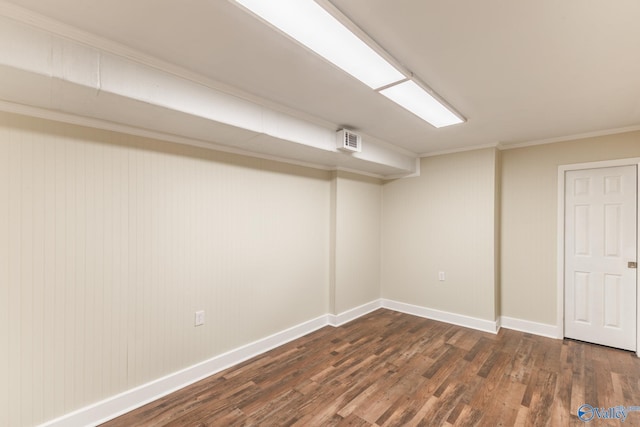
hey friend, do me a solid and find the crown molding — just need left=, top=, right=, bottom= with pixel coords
left=419, top=124, right=640, bottom=158
left=499, top=125, right=640, bottom=150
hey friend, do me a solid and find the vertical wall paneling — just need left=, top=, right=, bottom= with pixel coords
left=84, top=139, right=97, bottom=405
left=328, top=172, right=337, bottom=315
left=100, top=137, right=112, bottom=397
left=52, top=126, right=66, bottom=416
left=0, top=111, right=331, bottom=426
left=23, top=126, right=36, bottom=425
left=8, top=123, right=23, bottom=427
left=31, top=122, right=45, bottom=424
left=332, top=172, right=382, bottom=315
left=41, top=124, right=55, bottom=421
left=0, top=115, right=11, bottom=427
left=126, top=142, right=138, bottom=387
left=75, top=137, right=87, bottom=407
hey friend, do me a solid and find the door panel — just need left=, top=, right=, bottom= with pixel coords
left=603, top=274, right=621, bottom=327
left=604, top=204, right=621, bottom=256
left=573, top=271, right=590, bottom=323
left=564, top=165, right=637, bottom=351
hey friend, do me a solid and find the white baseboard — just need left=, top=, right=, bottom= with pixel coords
left=328, top=300, right=382, bottom=326
left=499, top=316, right=561, bottom=339
left=38, top=314, right=330, bottom=427
left=39, top=300, right=561, bottom=427
left=381, top=299, right=499, bottom=334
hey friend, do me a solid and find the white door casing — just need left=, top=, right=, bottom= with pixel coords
left=564, top=165, right=637, bottom=351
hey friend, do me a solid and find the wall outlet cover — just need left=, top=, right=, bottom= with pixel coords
left=195, top=310, right=205, bottom=326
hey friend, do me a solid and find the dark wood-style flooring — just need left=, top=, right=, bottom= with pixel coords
left=101, top=309, right=640, bottom=426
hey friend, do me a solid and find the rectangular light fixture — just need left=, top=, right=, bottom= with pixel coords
left=379, top=80, right=464, bottom=128
left=233, top=0, right=404, bottom=89
left=233, top=0, right=465, bottom=128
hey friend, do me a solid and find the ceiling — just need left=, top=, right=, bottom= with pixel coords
left=4, top=0, right=640, bottom=155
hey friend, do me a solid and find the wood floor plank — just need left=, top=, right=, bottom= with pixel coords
left=453, top=405, right=483, bottom=427
left=101, top=309, right=640, bottom=427
left=550, top=349, right=573, bottom=426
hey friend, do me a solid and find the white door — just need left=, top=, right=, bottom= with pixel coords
left=564, top=165, right=637, bottom=351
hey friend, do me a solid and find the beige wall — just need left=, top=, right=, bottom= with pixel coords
left=331, top=171, right=382, bottom=314
left=0, top=111, right=333, bottom=426
left=381, top=148, right=499, bottom=321
left=500, top=131, right=640, bottom=325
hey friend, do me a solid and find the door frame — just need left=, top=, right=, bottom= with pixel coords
left=557, top=157, right=640, bottom=356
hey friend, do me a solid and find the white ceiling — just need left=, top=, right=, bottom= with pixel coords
left=5, top=0, right=640, bottom=155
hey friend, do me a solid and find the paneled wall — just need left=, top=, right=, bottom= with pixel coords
left=0, top=111, right=331, bottom=426
left=6, top=106, right=639, bottom=427
left=500, top=131, right=640, bottom=326
left=331, top=171, right=382, bottom=314
left=381, top=148, right=499, bottom=322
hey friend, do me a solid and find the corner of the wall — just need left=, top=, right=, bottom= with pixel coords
left=499, top=316, right=562, bottom=339
left=328, top=300, right=383, bottom=327
left=381, top=299, right=499, bottom=334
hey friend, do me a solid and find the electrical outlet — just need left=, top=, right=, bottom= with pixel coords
left=194, top=310, right=205, bottom=327
left=438, top=271, right=445, bottom=281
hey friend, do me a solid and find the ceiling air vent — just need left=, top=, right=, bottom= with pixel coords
left=336, top=129, right=362, bottom=152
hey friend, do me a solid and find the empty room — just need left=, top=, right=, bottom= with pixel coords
left=2, top=1, right=640, bottom=426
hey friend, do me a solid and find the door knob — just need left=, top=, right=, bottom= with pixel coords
left=629, top=262, right=638, bottom=269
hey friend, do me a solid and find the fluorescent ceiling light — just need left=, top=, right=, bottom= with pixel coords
left=234, top=0, right=465, bottom=129
left=379, top=80, right=464, bottom=128
left=233, top=0, right=404, bottom=89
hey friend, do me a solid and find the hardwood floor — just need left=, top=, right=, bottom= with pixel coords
left=101, top=309, right=640, bottom=426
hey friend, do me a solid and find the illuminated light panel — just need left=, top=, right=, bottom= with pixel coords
left=233, top=0, right=405, bottom=89
left=234, top=0, right=465, bottom=128
left=379, top=80, right=464, bottom=128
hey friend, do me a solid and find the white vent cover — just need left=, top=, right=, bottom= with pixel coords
left=336, top=129, right=362, bottom=152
